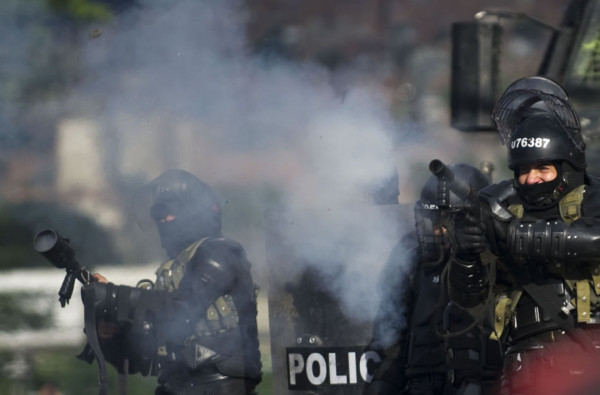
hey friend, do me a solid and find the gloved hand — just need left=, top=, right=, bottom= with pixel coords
left=453, top=211, right=486, bottom=259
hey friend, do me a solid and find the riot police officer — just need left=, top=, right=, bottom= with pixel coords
left=449, top=76, right=600, bottom=394
left=364, top=163, right=501, bottom=395
left=93, top=170, right=262, bottom=395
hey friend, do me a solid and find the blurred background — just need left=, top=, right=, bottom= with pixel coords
left=0, top=0, right=598, bottom=394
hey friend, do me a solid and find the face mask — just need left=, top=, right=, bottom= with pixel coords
left=517, top=176, right=562, bottom=207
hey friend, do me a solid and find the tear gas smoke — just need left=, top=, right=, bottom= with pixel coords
left=63, top=0, right=408, bottom=325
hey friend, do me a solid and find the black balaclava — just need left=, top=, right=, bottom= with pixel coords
left=515, top=161, right=584, bottom=211
left=146, top=170, right=222, bottom=259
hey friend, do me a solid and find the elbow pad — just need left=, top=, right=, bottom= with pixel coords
left=449, top=258, right=488, bottom=308
left=507, top=218, right=600, bottom=265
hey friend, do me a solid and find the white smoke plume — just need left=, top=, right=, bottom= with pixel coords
left=65, top=0, right=406, bottom=324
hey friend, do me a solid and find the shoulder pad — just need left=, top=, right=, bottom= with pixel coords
left=479, top=180, right=516, bottom=221
left=193, top=237, right=249, bottom=268
left=181, top=237, right=251, bottom=290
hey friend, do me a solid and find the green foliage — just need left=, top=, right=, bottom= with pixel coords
left=256, top=369, right=273, bottom=395
left=0, top=347, right=274, bottom=394
left=0, top=202, right=121, bottom=270
left=0, top=351, right=20, bottom=391
left=30, top=348, right=157, bottom=394
left=47, top=0, right=113, bottom=22
left=0, top=293, right=53, bottom=331
left=0, top=0, right=130, bottom=152
left=0, top=210, right=38, bottom=270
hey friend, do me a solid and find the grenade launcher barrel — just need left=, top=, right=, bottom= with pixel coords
left=428, top=158, right=480, bottom=206
left=33, top=228, right=94, bottom=307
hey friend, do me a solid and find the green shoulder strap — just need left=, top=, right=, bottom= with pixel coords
left=155, top=238, right=209, bottom=291
left=559, top=184, right=585, bottom=224
left=176, top=238, right=209, bottom=265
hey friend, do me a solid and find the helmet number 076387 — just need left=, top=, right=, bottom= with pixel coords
left=511, top=137, right=550, bottom=149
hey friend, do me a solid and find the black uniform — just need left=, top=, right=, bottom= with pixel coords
left=152, top=236, right=262, bottom=395
left=449, top=76, right=600, bottom=395
left=364, top=164, right=500, bottom=395
left=96, top=170, right=262, bottom=395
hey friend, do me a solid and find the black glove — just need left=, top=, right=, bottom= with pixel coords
left=453, top=211, right=487, bottom=259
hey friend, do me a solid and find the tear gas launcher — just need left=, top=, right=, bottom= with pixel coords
left=33, top=228, right=170, bottom=395
left=428, top=158, right=480, bottom=211
left=33, top=229, right=119, bottom=395
left=428, top=158, right=485, bottom=237
left=33, top=228, right=96, bottom=307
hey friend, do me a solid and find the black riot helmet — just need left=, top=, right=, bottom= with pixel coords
left=508, top=112, right=586, bottom=170
left=414, top=163, right=490, bottom=263
left=135, top=169, right=222, bottom=259
left=493, top=76, right=585, bottom=171
left=493, top=76, right=586, bottom=206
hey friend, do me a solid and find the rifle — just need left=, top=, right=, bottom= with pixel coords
left=33, top=229, right=109, bottom=395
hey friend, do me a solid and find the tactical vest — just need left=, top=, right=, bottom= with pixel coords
left=155, top=237, right=240, bottom=332
left=154, top=238, right=253, bottom=372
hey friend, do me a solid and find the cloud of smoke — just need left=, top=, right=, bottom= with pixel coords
left=58, top=0, right=411, bottom=337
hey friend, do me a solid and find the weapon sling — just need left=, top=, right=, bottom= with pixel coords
left=82, top=284, right=109, bottom=395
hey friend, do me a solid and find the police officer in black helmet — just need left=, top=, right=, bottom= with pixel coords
left=364, top=163, right=502, bottom=395
left=93, top=170, right=262, bottom=395
left=449, top=76, right=600, bottom=395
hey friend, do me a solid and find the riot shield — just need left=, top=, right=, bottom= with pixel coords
left=265, top=203, right=413, bottom=394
